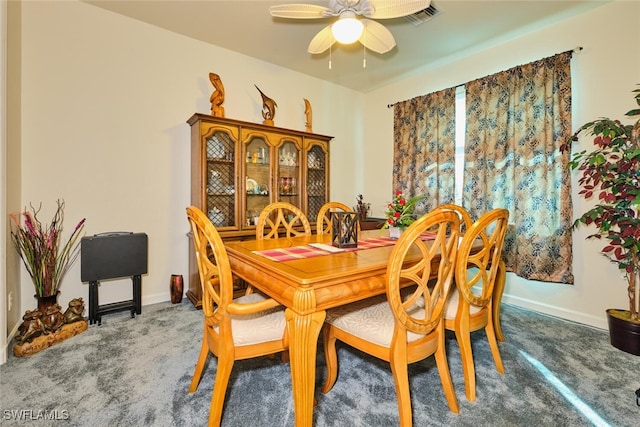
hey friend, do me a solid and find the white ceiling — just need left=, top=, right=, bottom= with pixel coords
left=84, top=0, right=610, bottom=93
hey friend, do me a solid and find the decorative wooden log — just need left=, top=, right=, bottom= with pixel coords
left=13, top=320, right=88, bottom=357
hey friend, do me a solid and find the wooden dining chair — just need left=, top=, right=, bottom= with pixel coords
left=444, top=208, right=509, bottom=402
left=322, top=211, right=461, bottom=426
left=434, top=203, right=473, bottom=233
left=186, top=206, right=289, bottom=427
left=434, top=203, right=508, bottom=343
left=256, top=202, right=311, bottom=239
left=316, top=201, right=361, bottom=235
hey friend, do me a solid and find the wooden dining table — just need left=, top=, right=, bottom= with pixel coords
left=224, top=229, right=506, bottom=427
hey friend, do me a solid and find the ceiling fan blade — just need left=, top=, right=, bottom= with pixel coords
left=359, top=19, right=396, bottom=54
left=307, top=25, right=337, bottom=54
left=364, top=0, right=431, bottom=19
left=269, top=4, right=332, bottom=19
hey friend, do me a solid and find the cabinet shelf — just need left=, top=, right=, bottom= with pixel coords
left=208, top=158, right=234, bottom=163
left=188, top=113, right=332, bottom=308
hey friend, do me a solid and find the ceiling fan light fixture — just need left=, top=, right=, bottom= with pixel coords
left=331, top=11, right=363, bottom=44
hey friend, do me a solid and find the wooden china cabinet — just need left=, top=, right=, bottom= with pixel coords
left=186, top=113, right=333, bottom=307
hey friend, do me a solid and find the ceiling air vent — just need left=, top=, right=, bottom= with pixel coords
left=404, top=3, right=440, bottom=26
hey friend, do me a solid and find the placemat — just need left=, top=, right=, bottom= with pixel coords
left=253, top=233, right=435, bottom=262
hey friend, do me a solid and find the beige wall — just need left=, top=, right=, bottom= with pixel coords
left=3, top=0, right=23, bottom=364
left=10, top=0, right=363, bottom=330
left=364, top=0, right=640, bottom=328
left=4, top=0, right=639, bottom=359
left=1, top=0, right=6, bottom=363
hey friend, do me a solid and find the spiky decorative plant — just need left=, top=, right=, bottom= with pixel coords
left=10, top=200, right=86, bottom=298
left=563, top=87, right=640, bottom=321
left=354, top=194, right=370, bottom=222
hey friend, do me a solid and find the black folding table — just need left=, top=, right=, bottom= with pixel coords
left=80, top=232, right=148, bottom=325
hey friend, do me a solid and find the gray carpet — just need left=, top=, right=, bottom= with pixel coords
left=1, top=301, right=638, bottom=426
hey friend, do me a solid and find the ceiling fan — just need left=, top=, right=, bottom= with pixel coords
left=269, top=0, right=431, bottom=54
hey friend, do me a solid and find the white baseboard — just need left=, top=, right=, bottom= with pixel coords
left=502, top=294, right=608, bottom=331
left=2, top=321, right=21, bottom=364
left=141, top=292, right=172, bottom=307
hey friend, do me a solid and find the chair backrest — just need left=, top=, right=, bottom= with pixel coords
left=316, top=201, right=359, bottom=235
left=434, top=203, right=473, bottom=234
left=385, top=211, right=461, bottom=335
left=186, top=206, right=234, bottom=318
left=455, top=208, right=509, bottom=309
left=256, top=202, right=311, bottom=239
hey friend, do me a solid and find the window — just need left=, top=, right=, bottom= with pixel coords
left=393, top=51, right=574, bottom=283
left=454, top=85, right=466, bottom=206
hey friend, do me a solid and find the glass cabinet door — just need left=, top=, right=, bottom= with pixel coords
left=277, top=140, right=301, bottom=207
left=306, top=144, right=327, bottom=223
left=244, top=136, right=271, bottom=228
left=205, top=130, right=236, bottom=228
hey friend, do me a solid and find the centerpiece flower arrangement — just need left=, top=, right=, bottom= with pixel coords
left=10, top=200, right=86, bottom=298
left=383, top=190, right=425, bottom=233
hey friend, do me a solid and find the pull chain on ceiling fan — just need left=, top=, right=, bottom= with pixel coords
left=269, top=0, right=431, bottom=55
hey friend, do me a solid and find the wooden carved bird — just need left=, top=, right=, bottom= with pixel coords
left=255, top=85, right=277, bottom=125
left=209, top=73, right=225, bottom=117
left=303, top=98, right=313, bottom=133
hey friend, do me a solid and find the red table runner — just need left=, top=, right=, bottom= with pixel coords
left=253, top=233, right=435, bottom=262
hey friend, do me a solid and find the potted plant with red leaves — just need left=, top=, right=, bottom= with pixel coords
left=563, top=87, right=640, bottom=355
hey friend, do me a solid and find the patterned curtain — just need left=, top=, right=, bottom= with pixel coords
left=392, top=88, right=456, bottom=214
left=463, top=52, right=574, bottom=284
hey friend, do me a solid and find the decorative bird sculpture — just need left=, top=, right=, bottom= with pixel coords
left=304, top=98, right=313, bottom=133
left=209, top=73, right=225, bottom=117
left=255, top=85, right=277, bottom=126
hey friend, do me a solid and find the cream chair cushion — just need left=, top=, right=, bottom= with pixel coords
left=325, top=295, right=427, bottom=347
left=444, top=288, right=482, bottom=320
left=444, top=269, right=483, bottom=320
left=215, top=293, right=286, bottom=346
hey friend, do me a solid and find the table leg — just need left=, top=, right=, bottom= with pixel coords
left=88, top=281, right=99, bottom=325
left=285, top=304, right=325, bottom=427
left=493, top=260, right=507, bottom=342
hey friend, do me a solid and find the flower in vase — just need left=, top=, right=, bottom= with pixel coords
left=383, top=190, right=425, bottom=230
left=10, top=200, right=86, bottom=298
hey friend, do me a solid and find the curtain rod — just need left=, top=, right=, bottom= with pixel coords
left=386, top=46, right=583, bottom=109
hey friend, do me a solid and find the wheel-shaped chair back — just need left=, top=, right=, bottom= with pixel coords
left=256, top=202, right=311, bottom=239
left=316, top=201, right=360, bottom=235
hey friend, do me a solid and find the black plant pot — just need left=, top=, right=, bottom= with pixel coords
left=36, top=291, right=60, bottom=311
left=607, top=309, right=640, bottom=356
